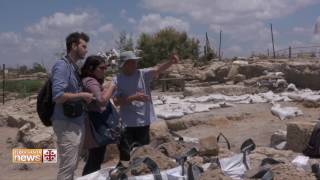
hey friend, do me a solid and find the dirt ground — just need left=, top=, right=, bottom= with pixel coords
left=175, top=101, right=320, bottom=151
left=0, top=97, right=319, bottom=180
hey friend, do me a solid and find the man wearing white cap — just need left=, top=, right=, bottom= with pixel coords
left=113, top=50, right=179, bottom=161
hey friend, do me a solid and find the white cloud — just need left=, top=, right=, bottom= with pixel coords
left=120, top=9, right=137, bottom=24
left=137, top=14, right=190, bottom=33
left=312, top=34, right=320, bottom=43
left=0, top=10, right=116, bottom=67
left=141, top=0, right=319, bottom=54
left=128, top=17, right=136, bottom=24
left=141, top=0, right=316, bottom=36
left=120, top=9, right=127, bottom=18
left=226, top=45, right=242, bottom=54
left=26, top=12, right=98, bottom=35
left=98, top=24, right=114, bottom=33
left=0, top=32, right=20, bottom=44
left=293, top=26, right=312, bottom=34
left=142, top=0, right=318, bottom=23
left=290, top=40, right=305, bottom=46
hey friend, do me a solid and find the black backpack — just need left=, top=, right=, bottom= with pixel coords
left=36, top=58, right=73, bottom=127
left=303, top=121, right=320, bottom=158
left=36, top=79, right=55, bottom=127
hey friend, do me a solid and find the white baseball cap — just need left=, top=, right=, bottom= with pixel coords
left=119, top=51, right=141, bottom=68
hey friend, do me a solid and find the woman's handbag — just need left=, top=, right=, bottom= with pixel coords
left=88, top=101, right=122, bottom=146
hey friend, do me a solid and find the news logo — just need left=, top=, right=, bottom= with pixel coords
left=12, top=148, right=57, bottom=163
left=42, top=149, right=57, bottom=163
left=12, top=149, right=42, bottom=163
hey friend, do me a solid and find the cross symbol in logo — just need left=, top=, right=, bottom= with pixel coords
left=44, top=149, right=56, bottom=161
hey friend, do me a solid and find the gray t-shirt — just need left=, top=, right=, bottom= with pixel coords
left=113, top=68, right=157, bottom=127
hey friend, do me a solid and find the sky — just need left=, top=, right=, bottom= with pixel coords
left=0, top=0, right=320, bottom=68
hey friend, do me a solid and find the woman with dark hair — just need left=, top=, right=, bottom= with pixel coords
left=80, top=55, right=116, bottom=175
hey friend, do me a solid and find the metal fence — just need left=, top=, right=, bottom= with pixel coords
left=275, top=45, right=320, bottom=59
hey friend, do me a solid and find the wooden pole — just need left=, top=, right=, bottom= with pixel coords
left=2, top=64, right=5, bottom=105
left=219, top=30, right=222, bottom=60
left=289, top=46, right=292, bottom=60
left=270, top=23, right=276, bottom=59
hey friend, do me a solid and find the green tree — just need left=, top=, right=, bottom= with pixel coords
left=30, top=63, right=46, bottom=73
left=18, top=65, right=28, bottom=74
left=137, top=27, right=200, bottom=68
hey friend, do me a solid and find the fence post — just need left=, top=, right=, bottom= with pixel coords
left=270, top=24, right=276, bottom=59
left=2, top=64, right=5, bottom=105
left=289, top=46, right=292, bottom=60
left=219, top=30, right=222, bottom=61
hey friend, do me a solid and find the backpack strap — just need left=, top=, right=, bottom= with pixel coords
left=175, top=147, right=199, bottom=176
left=240, top=138, right=256, bottom=170
left=217, top=133, right=231, bottom=150
left=139, top=70, right=148, bottom=118
left=62, top=55, right=84, bottom=89
left=186, top=161, right=204, bottom=180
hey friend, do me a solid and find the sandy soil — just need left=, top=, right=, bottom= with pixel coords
left=175, top=101, right=320, bottom=151
left=0, top=98, right=319, bottom=180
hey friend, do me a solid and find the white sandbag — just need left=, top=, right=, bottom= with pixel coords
left=77, top=163, right=212, bottom=180
left=206, top=94, right=226, bottom=101
left=270, top=103, right=303, bottom=120
left=76, top=167, right=113, bottom=180
left=292, top=155, right=310, bottom=171
left=155, top=102, right=223, bottom=120
left=219, top=102, right=235, bottom=108
left=156, top=110, right=184, bottom=120
left=303, top=95, right=320, bottom=103
left=286, top=83, right=298, bottom=92
left=191, top=95, right=215, bottom=103
left=248, top=94, right=268, bottom=103
left=260, top=91, right=285, bottom=102
left=266, top=72, right=284, bottom=77
left=180, top=136, right=199, bottom=143
left=219, top=153, right=250, bottom=180
left=233, top=60, right=248, bottom=65
left=224, top=95, right=250, bottom=102
left=155, top=104, right=184, bottom=119
left=162, top=96, right=181, bottom=104
left=273, top=79, right=287, bottom=88
left=287, top=93, right=304, bottom=101
left=184, top=94, right=225, bottom=103
left=191, top=104, right=213, bottom=113
left=183, top=97, right=199, bottom=103
left=76, top=166, right=184, bottom=180
left=284, top=90, right=314, bottom=102
left=153, top=99, right=164, bottom=106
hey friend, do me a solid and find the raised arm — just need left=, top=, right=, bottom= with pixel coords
left=153, top=54, right=179, bottom=78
